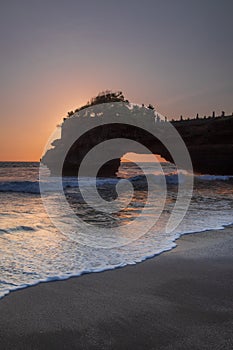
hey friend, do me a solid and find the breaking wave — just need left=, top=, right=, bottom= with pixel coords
left=0, top=174, right=232, bottom=194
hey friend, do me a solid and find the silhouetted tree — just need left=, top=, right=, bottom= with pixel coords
left=147, top=104, right=154, bottom=110
left=67, top=111, right=74, bottom=117
left=76, top=90, right=127, bottom=113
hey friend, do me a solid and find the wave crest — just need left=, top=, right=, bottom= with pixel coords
left=0, top=173, right=232, bottom=194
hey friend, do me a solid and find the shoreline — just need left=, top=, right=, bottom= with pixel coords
left=0, top=222, right=232, bottom=301
left=0, top=226, right=233, bottom=349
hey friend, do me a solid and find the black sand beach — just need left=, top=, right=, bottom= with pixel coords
left=0, top=227, right=233, bottom=350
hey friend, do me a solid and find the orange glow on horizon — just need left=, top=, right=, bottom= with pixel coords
left=0, top=92, right=90, bottom=161
left=0, top=88, right=167, bottom=162
left=122, top=153, right=167, bottom=163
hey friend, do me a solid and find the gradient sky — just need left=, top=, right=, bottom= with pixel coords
left=0, top=0, right=232, bottom=161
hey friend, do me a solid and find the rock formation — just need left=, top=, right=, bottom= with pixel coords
left=41, top=98, right=233, bottom=176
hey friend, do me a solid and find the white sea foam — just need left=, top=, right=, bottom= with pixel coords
left=0, top=162, right=233, bottom=299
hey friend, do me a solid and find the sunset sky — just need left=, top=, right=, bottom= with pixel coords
left=0, top=0, right=232, bottom=161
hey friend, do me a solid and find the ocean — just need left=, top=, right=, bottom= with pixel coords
left=0, top=161, right=233, bottom=299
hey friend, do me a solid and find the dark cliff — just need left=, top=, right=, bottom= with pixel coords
left=42, top=107, right=233, bottom=176
left=172, top=116, right=233, bottom=175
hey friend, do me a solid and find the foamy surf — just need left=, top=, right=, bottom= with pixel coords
left=0, top=162, right=233, bottom=299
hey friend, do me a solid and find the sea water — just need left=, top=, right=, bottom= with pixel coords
left=0, top=161, right=233, bottom=298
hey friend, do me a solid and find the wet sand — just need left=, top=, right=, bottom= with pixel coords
left=0, top=227, right=233, bottom=349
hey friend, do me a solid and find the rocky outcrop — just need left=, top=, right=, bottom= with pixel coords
left=41, top=103, right=233, bottom=176
left=172, top=116, right=233, bottom=175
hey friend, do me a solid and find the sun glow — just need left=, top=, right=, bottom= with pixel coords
left=122, top=153, right=167, bottom=163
